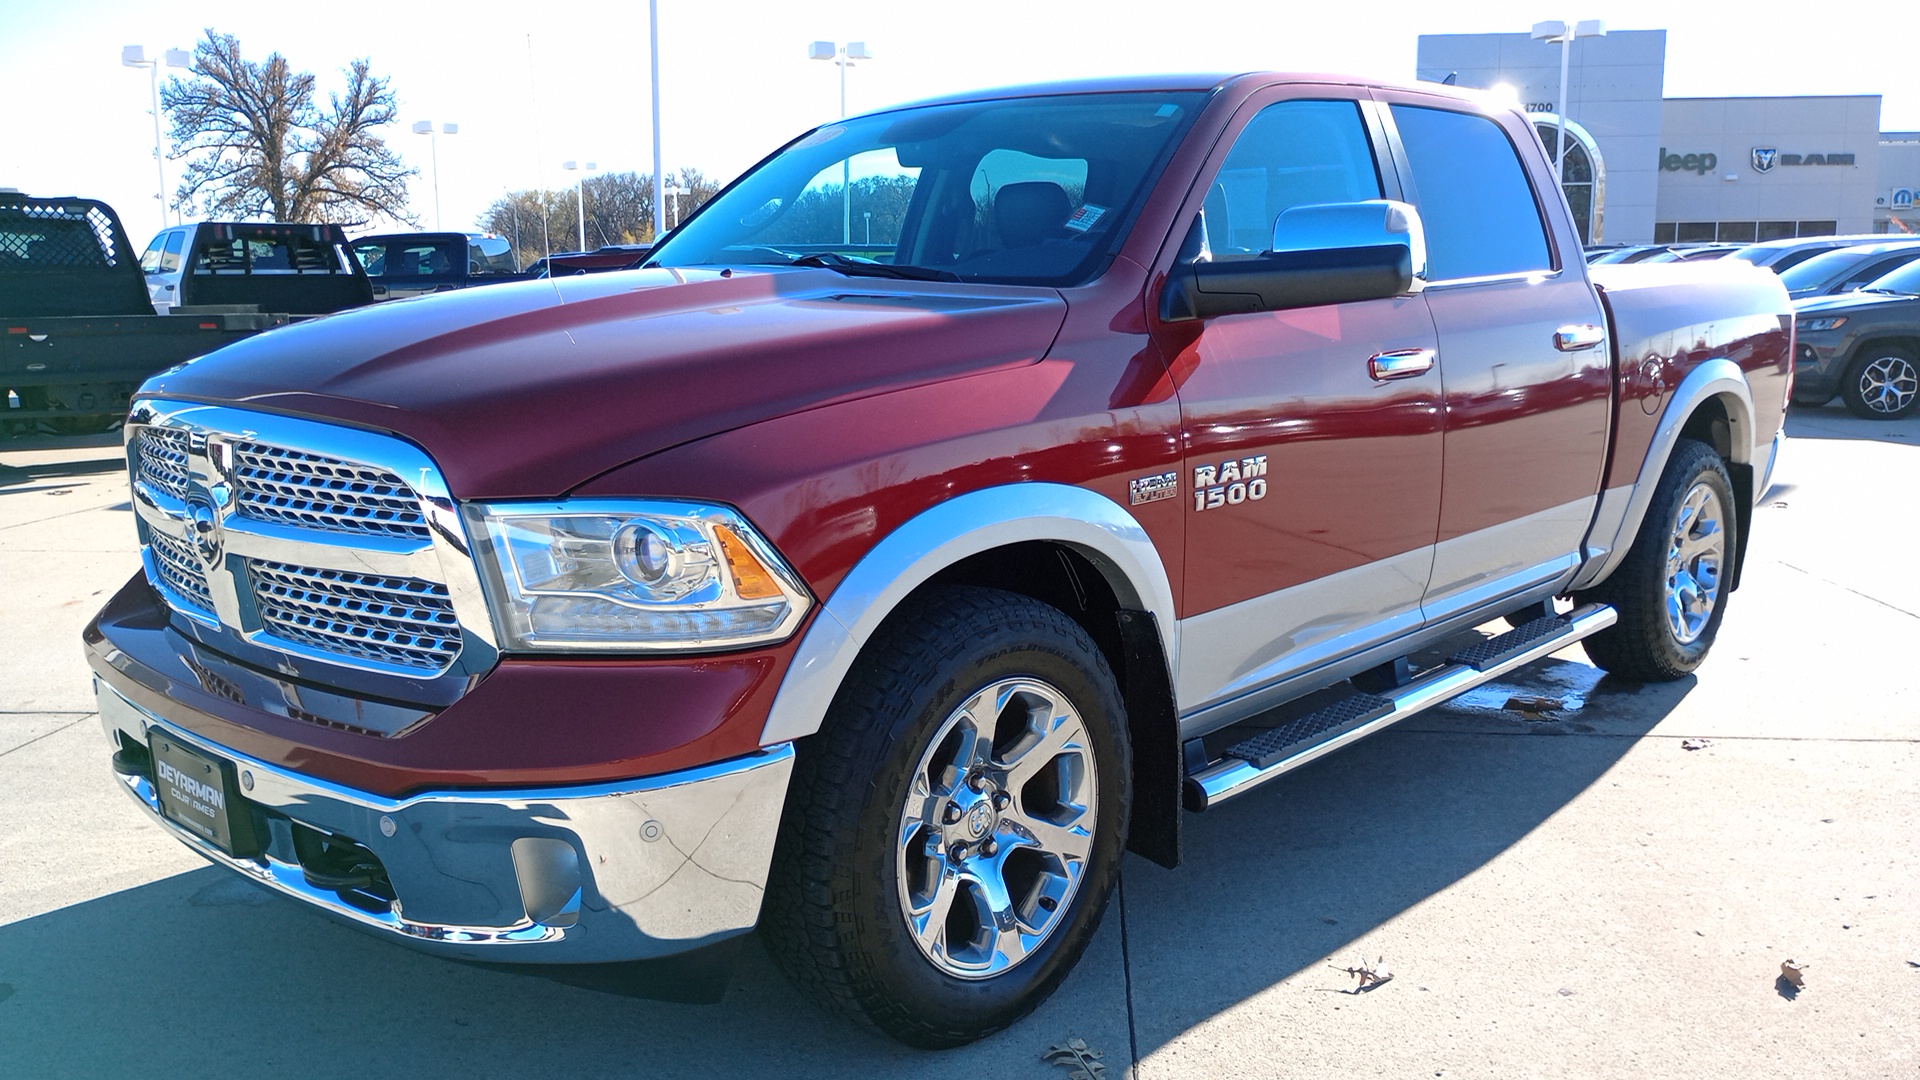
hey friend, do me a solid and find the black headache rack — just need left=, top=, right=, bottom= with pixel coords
left=0, top=195, right=289, bottom=431
left=182, top=221, right=374, bottom=315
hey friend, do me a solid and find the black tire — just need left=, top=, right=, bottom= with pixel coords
left=1579, top=438, right=1737, bottom=681
left=762, top=585, right=1130, bottom=1048
left=1839, top=346, right=1920, bottom=420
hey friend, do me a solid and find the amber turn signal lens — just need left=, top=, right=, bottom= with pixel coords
left=712, top=524, right=785, bottom=600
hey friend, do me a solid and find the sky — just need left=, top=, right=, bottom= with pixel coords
left=3, top=0, right=1913, bottom=248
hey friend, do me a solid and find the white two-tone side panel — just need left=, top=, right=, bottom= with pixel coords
left=1422, top=496, right=1596, bottom=617
left=758, top=483, right=1179, bottom=746
left=1175, top=547, right=1432, bottom=726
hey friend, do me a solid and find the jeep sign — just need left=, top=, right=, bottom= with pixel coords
left=1659, top=148, right=1718, bottom=175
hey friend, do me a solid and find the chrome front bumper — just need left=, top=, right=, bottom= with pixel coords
left=98, top=684, right=794, bottom=963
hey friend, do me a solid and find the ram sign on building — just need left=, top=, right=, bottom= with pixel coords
left=1417, top=29, right=1918, bottom=244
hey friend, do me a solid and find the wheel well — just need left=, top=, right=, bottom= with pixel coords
left=921, top=541, right=1183, bottom=869
left=1675, top=394, right=1752, bottom=590
left=1845, top=335, right=1920, bottom=371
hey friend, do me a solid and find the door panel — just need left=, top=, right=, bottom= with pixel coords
left=1379, top=99, right=1612, bottom=614
left=1147, top=94, right=1444, bottom=716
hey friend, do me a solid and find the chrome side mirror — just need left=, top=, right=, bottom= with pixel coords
left=1271, top=199, right=1427, bottom=292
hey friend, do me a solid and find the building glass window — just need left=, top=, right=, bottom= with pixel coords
left=1676, top=222, right=1716, bottom=243
left=1717, top=222, right=1758, bottom=244
left=1654, top=222, right=1677, bottom=244
left=1758, top=221, right=1797, bottom=241
left=1533, top=121, right=1600, bottom=245
left=1797, top=221, right=1838, bottom=238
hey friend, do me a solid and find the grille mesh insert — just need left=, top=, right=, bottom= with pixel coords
left=248, top=561, right=460, bottom=673
left=232, top=443, right=429, bottom=540
left=148, top=528, right=215, bottom=615
left=136, top=427, right=193, bottom=501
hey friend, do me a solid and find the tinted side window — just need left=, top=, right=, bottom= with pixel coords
left=1390, top=105, right=1552, bottom=280
left=1207, top=100, right=1381, bottom=258
left=1840, top=253, right=1920, bottom=291
left=160, top=230, right=185, bottom=272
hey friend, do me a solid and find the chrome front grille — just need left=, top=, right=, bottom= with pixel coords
left=148, top=528, right=215, bottom=615
left=136, top=427, right=192, bottom=501
left=249, top=562, right=461, bottom=673
left=125, top=400, right=495, bottom=684
left=232, top=442, right=431, bottom=540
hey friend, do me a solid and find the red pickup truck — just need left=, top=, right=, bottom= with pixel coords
left=87, top=73, right=1790, bottom=1047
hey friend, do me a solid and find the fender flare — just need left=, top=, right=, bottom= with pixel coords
left=1572, top=356, right=1757, bottom=591
left=758, top=482, right=1180, bottom=745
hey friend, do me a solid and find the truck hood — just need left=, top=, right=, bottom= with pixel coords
left=1791, top=290, right=1920, bottom=317
left=141, top=267, right=1069, bottom=497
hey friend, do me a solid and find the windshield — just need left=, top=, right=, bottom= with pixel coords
left=646, top=91, right=1206, bottom=287
left=1863, top=259, right=1920, bottom=295
left=1780, top=247, right=1887, bottom=292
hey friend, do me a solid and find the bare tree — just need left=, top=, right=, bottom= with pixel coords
left=163, top=31, right=415, bottom=226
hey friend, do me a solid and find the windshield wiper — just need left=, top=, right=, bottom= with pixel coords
left=785, top=252, right=960, bottom=282
left=1860, top=287, right=1917, bottom=297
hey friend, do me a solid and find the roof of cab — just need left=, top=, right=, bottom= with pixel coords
left=876, top=71, right=1461, bottom=115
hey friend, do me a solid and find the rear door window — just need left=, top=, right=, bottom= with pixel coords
left=1389, top=105, right=1553, bottom=281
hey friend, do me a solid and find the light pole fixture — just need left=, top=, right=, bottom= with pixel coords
left=410, top=120, right=459, bottom=231
left=650, top=0, right=665, bottom=243
left=663, top=174, right=681, bottom=232
left=809, top=39, right=873, bottom=246
left=562, top=160, right=598, bottom=251
left=122, top=45, right=191, bottom=227
left=1530, top=19, right=1605, bottom=182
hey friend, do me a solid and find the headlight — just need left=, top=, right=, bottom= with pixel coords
left=1797, top=316, right=1847, bottom=332
left=468, top=499, right=811, bottom=652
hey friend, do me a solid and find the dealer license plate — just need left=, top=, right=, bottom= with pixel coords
left=148, top=733, right=248, bottom=855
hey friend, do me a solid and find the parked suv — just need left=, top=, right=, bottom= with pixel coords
left=1792, top=258, right=1920, bottom=418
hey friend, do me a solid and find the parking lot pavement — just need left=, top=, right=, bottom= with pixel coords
left=2, top=404, right=1915, bottom=1079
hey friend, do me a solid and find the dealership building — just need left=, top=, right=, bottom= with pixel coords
left=1416, top=30, right=1919, bottom=245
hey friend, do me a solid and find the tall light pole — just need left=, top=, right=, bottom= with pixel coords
left=562, top=160, right=598, bottom=251
left=1530, top=20, right=1605, bottom=182
left=410, top=120, right=459, bottom=231
left=663, top=174, right=681, bottom=231
left=122, top=45, right=191, bottom=228
left=809, top=40, right=872, bottom=246
left=650, top=0, right=666, bottom=242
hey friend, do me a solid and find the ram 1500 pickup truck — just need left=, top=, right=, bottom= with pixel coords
left=86, top=73, right=1791, bottom=1047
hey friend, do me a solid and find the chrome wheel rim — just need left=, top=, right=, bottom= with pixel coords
left=895, top=677, right=1097, bottom=980
left=1664, top=481, right=1726, bottom=645
left=1858, top=355, right=1918, bottom=415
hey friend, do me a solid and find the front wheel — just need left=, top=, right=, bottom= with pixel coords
left=1579, top=438, right=1737, bottom=681
left=763, top=585, right=1130, bottom=1047
left=1840, top=346, right=1920, bottom=420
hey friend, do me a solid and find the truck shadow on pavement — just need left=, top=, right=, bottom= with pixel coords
left=0, top=670, right=1685, bottom=1078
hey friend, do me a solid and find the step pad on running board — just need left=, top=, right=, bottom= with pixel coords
left=1223, top=693, right=1396, bottom=770
left=1449, top=614, right=1579, bottom=672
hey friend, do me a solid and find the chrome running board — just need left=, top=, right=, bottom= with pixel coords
left=1185, top=604, right=1618, bottom=811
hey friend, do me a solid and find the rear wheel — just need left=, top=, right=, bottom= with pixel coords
left=1840, top=346, right=1919, bottom=420
left=763, top=585, right=1129, bottom=1047
left=1579, top=438, right=1736, bottom=681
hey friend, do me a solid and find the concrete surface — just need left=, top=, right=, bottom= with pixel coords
left=1, top=404, right=1914, bottom=1078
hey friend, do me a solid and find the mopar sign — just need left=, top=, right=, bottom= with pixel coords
left=1751, top=147, right=1856, bottom=173
left=1894, top=188, right=1916, bottom=211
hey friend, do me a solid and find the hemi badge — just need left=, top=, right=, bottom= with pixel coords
left=1129, top=471, right=1178, bottom=506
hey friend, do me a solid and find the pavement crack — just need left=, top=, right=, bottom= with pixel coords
left=1118, top=870, right=1142, bottom=1077
left=1776, top=560, right=1920, bottom=620
left=0, top=713, right=95, bottom=759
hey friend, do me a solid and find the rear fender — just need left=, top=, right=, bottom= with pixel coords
left=1572, top=357, right=1758, bottom=592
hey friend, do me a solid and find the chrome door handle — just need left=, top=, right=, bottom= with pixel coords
left=1554, top=323, right=1605, bottom=351
left=1368, top=348, right=1435, bottom=381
